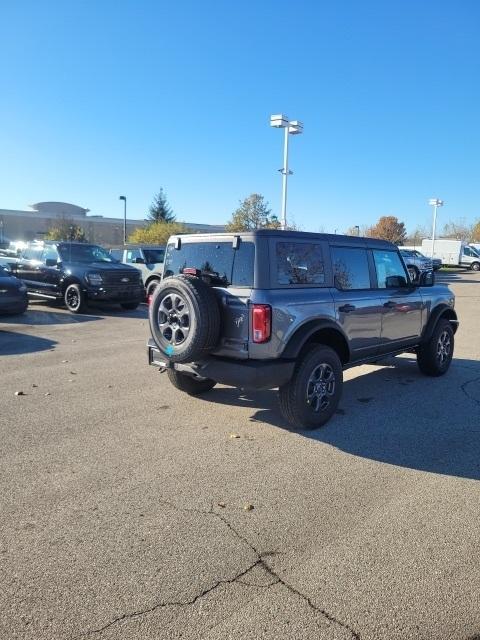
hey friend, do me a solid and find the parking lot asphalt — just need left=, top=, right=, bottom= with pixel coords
left=1, top=270, right=480, bottom=640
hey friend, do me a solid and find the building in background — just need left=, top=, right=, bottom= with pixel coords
left=0, top=202, right=225, bottom=246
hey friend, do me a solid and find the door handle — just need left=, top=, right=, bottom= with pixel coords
left=383, top=301, right=396, bottom=309
left=339, top=304, right=356, bottom=313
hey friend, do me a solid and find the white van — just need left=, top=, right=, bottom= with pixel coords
left=421, top=239, right=480, bottom=271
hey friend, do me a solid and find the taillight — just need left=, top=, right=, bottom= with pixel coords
left=252, top=304, right=271, bottom=343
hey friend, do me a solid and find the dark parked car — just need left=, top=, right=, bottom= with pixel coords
left=10, top=241, right=143, bottom=313
left=0, top=265, right=28, bottom=315
left=147, top=230, right=458, bottom=430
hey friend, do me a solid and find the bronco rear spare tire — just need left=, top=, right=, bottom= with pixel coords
left=149, top=275, right=220, bottom=363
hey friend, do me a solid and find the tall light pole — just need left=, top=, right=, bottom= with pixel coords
left=429, top=198, right=444, bottom=257
left=119, top=196, right=127, bottom=244
left=270, top=115, right=303, bottom=230
left=354, top=225, right=360, bottom=236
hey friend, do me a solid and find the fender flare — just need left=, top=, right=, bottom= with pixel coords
left=422, top=304, right=458, bottom=342
left=60, top=275, right=86, bottom=294
left=281, top=319, right=351, bottom=363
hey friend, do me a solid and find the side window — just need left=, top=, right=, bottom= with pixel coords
left=332, top=247, right=370, bottom=290
left=42, top=245, right=59, bottom=264
left=276, top=242, right=325, bottom=285
left=126, top=249, right=141, bottom=263
left=373, top=250, right=408, bottom=288
left=110, top=249, right=124, bottom=261
left=464, top=247, right=473, bottom=257
left=23, top=246, right=43, bottom=261
left=232, top=241, right=255, bottom=287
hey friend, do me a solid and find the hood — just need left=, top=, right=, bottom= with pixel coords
left=63, top=261, right=139, bottom=272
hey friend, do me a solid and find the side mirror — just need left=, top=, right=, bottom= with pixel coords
left=386, top=275, right=408, bottom=288
left=45, top=258, right=58, bottom=267
left=419, top=270, right=434, bottom=287
left=134, top=257, right=145, bottom=264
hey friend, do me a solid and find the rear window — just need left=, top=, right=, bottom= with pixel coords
left=276, top=242, right=325, bottom=285
left=163, top=240, right=255, bottom=287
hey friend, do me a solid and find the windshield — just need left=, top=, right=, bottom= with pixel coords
left=143, top=248, right=165, bottom=263
left=58, top=244, right=117, bottom=263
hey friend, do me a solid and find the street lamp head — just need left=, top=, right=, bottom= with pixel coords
left=428, top=198, right=444, bottom=207
left=270, top=114, right=289, bottom=128
left=288, top=120, right=304, bottom=135
left=119, top=195, right=126, bottom=201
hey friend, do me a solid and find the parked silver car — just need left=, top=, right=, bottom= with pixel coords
left=399, top=249, right=435, bottom=281
left=110, top=245, right=165, bottom=297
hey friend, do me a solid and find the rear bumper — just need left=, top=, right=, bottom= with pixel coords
left=147, top=339, right=295, bottom=390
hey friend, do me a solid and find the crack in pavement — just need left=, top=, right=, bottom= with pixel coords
left=460, top=376, right=480, bottom=406
left=74, top=500, right=360, bottom=640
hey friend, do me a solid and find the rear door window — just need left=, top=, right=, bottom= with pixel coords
left=331, top=247, right=371, bottom=290
left=276, top=242, right=325, bottom=285
left=163, top=240, right=254, bottom=287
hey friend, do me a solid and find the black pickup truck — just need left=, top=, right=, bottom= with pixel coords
left=11, top=241, right=143, bottom=313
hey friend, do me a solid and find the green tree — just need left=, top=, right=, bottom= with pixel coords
left=147, top=188, right=175, bottom=223
left=367, top=216, right=407, bottom=245
left=128, top=220, right=189, bottom=245
left=226, top=193, right=279, bottom=231
left=45, top=219, right=86, bottom=242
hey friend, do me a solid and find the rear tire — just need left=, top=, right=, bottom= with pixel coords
left=64, top=283, right=87, bottom=314
left=417, top=319, right=454, bottom=376
left=279, top=345, right=343, bottom=430
left=167, top=369, right=216, bottom=395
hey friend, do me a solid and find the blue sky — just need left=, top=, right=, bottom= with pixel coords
left=1, top=0, right=479, bottom=233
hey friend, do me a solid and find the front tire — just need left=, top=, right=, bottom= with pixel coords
left=279, top=345, right=343, bottom=430
left=471, top=262, right=480, bottom=272
left=167, top=369, right=216, bottom=395
left=407, top=265, right=419, bottom=283
left=146, top=279, right=160, bottom=299
left=417, top=319, right=454, bottom=376
left=64, top=283, right=87, bottom=314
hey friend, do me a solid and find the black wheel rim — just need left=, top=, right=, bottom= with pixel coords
left=66, top=287, right=79, bottom=310
left=306, top=363, right=336, bottom=413
left=157, top=292, right=191, bottom=347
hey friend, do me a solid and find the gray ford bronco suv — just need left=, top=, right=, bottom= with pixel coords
left=147, top=231, right=458, bottom=429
